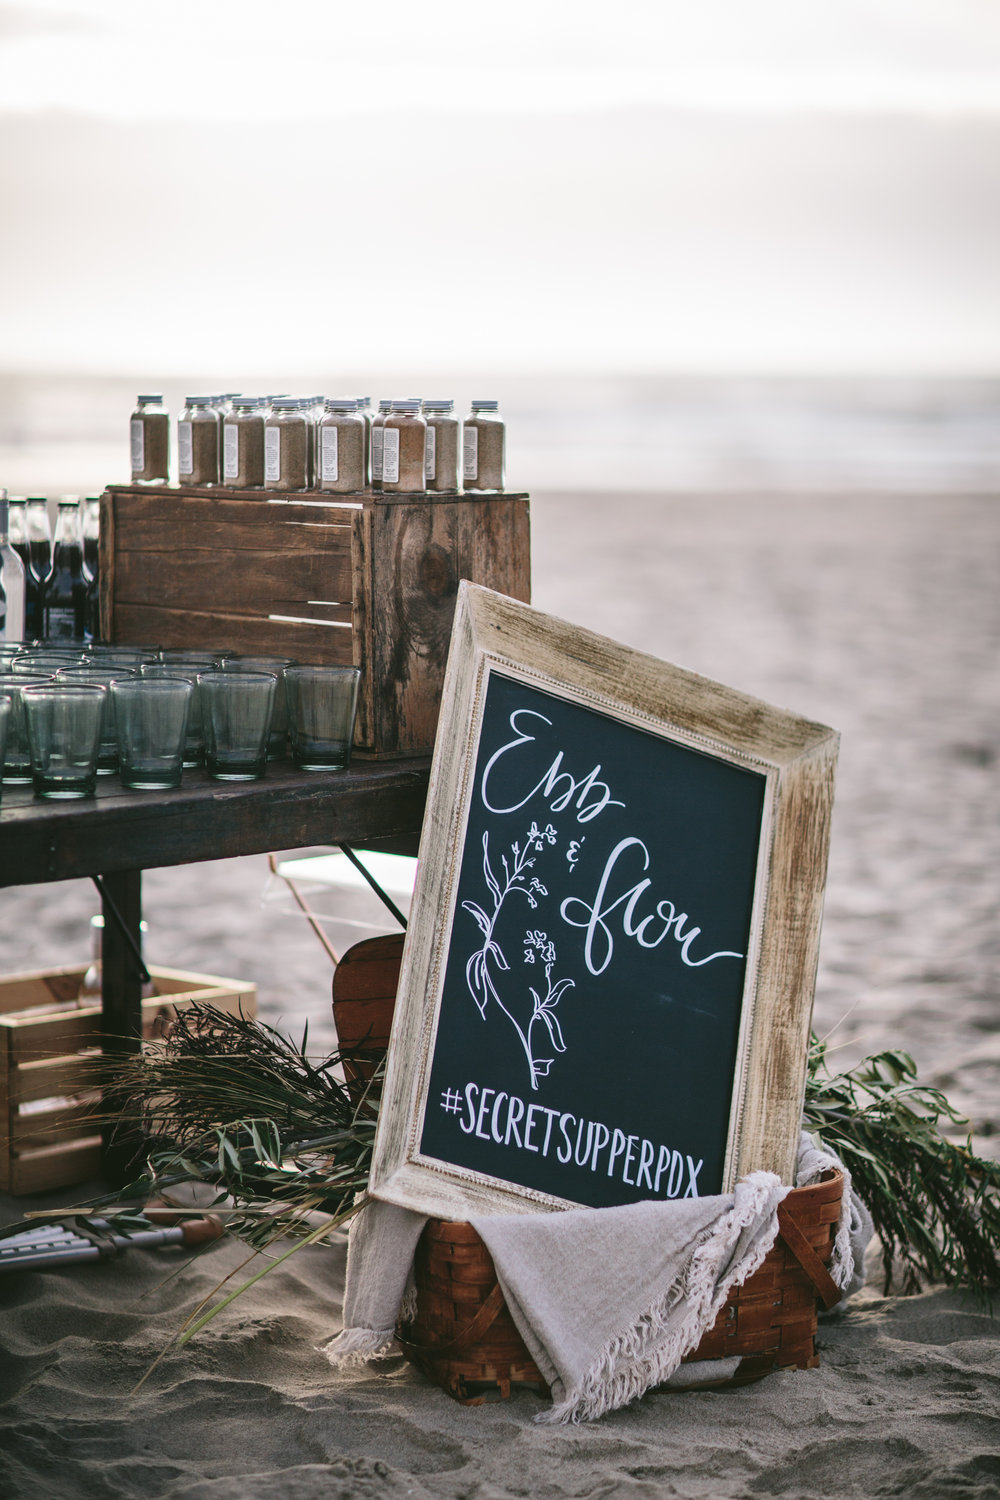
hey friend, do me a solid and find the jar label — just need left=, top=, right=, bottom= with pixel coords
left=321, top=426, right=339, bottom=483
left=372, top=426, right=384, bottom=480
left=130, top=417, right=144, bottom=474
left=265, top=426, right=281, bottom=483
left=222, top=423, right=240, bottom=480
left=424, top=424, right=436, bottom=482
left=382, top=427, right=400, bottom=484
left=178, top=421, right=194, bottom=476
left=463, top=425, right=478, bottom=482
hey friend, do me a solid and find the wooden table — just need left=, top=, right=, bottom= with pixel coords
left=0, top=757, right=430, bottom=1051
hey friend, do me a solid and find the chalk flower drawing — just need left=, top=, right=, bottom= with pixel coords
left=462, top=822, right=574, bottom=1091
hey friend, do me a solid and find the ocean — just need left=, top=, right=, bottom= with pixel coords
left=1, top=372, right=997, bottom=497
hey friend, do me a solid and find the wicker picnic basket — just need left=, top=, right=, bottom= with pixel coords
left=396, top=1170, right=843, bottom=1404
left=332, top=935, right=845, bottom=1406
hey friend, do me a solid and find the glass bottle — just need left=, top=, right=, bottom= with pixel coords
left=44, top=499, right=88, bottom=641
left=222, top=397, right=268, bottom=489
left=264, top=398, right=310, bottom=492
left=422, top=399, right=460, bottom=492
left=78, top=915, right=156, bottom=1003
left=318, top=399, right=367, bottom=493
left=463, top=398, right=505, bottom=491
left=370, top=399, right=392, bottom=491
left=177, top=396, right=220, bottom=486
left=130, top=394, right=170, bottom=484
left=382, top=398, right=426, bottom=492
left=0, top=495, right=26, bottom=645
left=7, top=499, right=29, bottom=628
left=24, top=498, right=53, bottom=641
left=80, top=496, right=101, bottom=641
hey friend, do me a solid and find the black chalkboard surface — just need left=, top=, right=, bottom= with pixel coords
left=370, top=584, right=838, bottom=1219
left=420, top=671, right=765, bottom=1207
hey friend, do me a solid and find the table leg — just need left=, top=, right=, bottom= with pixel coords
left=98, top=869, right=144, bottom=1185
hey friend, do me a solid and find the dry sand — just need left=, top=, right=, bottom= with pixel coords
left=1, top=492, right=998, bottom=1499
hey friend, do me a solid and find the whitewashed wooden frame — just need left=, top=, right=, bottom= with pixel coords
left=369, top=582, right=839, bottom=1219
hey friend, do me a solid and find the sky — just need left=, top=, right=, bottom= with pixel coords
left=1, top=0, right=999, bottom=376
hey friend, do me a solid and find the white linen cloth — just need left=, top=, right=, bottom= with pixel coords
left=324, top=1134, right=872, bottom=1423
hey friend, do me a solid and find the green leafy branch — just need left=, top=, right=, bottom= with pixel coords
left=804, top=1035, right=1000, bottom=1295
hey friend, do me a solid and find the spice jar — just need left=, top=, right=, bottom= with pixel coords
left=356, top=397, right=373, bottom=486
left=370, top=398, right=392, bottom=491
left=177, top=396, right=220, bottom=486
left=319, top=399, right=367, bottom=493
left=264, top=397, right=310, bottom=492
left=422, top=399, right=460, bottom=492
left=305, top=396, right=325, bottom=487
left=463, top=399, right=505, bottom=491
left=223, top=397, right=267, bottom=489
left=130, top=394, right=170, bottom=484
left=382, top=399, right=427, bottom=492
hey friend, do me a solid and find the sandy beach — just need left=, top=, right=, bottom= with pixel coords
left=1, top=491, right=998, bottom=1498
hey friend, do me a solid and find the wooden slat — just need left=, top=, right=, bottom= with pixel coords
left=109, top=605, right=355, bottom=663
left=5, top=1136, right=103, bottom=1195
left=367, top=495, right=530, bottom=755
left=6, top=1097, right=101, bottom=1153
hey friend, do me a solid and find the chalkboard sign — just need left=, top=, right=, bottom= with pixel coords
left=369, top=585, right=838, bottom=1219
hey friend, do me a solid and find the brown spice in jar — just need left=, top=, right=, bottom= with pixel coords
left=178, top=410, right=220, bottom=486
left=382, top=403, right=426, bottom=492
left=223, top=411, right=266, bottom=489
left=131, top=406, right=169, bottom=483
left=463, top=407, right=505, bottom=491
left=264, top=405, right=310, bottom=491
left=318, top=405, right=367, bottom=493
left=424, top=409, right=460, bottom=491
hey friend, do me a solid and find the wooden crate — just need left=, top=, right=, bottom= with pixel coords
left=0, top=963, right=256, bottom=1195
left=99, top=485, right=531, bottom=758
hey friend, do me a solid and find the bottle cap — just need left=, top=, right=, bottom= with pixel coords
left=184, top=395, right=217, bottom=407
left=470, top=399, right=499, bottom=411
left=390, top=398, right=422, bottom=413
left=137, top=394, right=163, bottom=404
left=422, top=399, right=454, bottom=412
left=271, top=396, right=305, bottom=410
left=325, top=398, right=359, bottom=412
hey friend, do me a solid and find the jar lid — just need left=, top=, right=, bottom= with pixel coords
left=232, top=396, right=267, bottom=409
left=271, top=396, right=305, bottom=410
left=377, top=399, right=392, bottom=412
left=137, top=394, right=164, bottom=404
left=390, top=398, right=422, bottom=413
left=422, top=399, right=454, bottom=412
left=470, top=399, right=499, bottom=411
left=184, top=395, right=217, bottom=407
left=325, top=398, right=359, bottom=412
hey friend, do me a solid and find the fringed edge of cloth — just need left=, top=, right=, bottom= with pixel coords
left=537, top=1171, right=788, bottom=1425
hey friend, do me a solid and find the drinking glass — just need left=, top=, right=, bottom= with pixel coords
left=283, top=665, right=360, bottom=771
left=139, top=662, right=206, bottom=767
left=111, top=677, right=192, bottom=790
left=159, top=648, right=223, bottom=669
left=222, top=655, right=296, bottom=758
left=58, top=665, right=137, bottom=773
left=198, top=669, right=276, bottom=781
left=0, top=672, right=53, bottom=783
left=22, top=681, right=105, bottom=798
left=0, top=697, right=10, bottom=802
left=13, top=649, right=88, bottom=674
